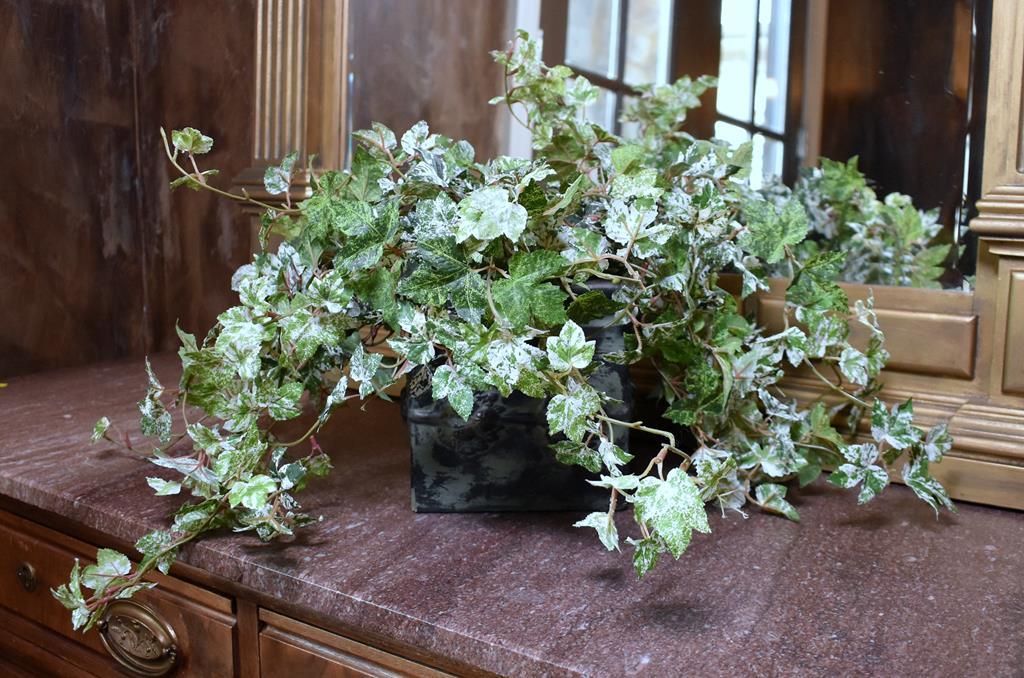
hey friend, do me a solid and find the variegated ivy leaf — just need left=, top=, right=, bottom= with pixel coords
left=902, top=455, right=955, bottom=515
left=633, top=469, right=710, bottom=559
left=400, top=120, right=433, bottom=155
left=598, top=438, right=633, bottom=474
left=138, top=392, right=172, bottom=444
left=738, top=198, right=808, bottom=264
left=308, top=270, right=353, bottom=313
left=603, top=199, right=661, bottom=252
left=349, top=345, right=384, bottom=398
left=413, top=193, right=459, bottom=239
left=215, top=310, right=265, bottom=380
left=587, top=474, right=641, bottom=492
left=319, top=375, right=348, bottom=425
left=136, top=530, right=178, bottom=575
left=838, top=346, right=870, bottom=386
left=922, top=423, right=953, bottom=462
left=609, top=169, right=663, bottom=203
left=491, top=250, right=569, bottom=329
left=546, top=379, right=601, bottom=443
left=829, top=443, right=889, bottom=503
left=485, top=336, right=540, bottom=388
left=546, top=321, right=595, bottom=372
left=431, top=365, right=475, bottom=421
left=870, top=399, right=920, bottom=450
left=91, top=417, right=111, bottom=443
left=171, top=127, right=213, bottom=155
left=81, top=548, right=132, bottom=592
left=627, top=537, right=664, bottom=578
left=263, top=151, right=298, bottom=195
left=551, top=440, right=602, bottom=473
left=454, top=186, right=528, bottom=242
left=268, top=382, right=304, bottom=421
left=754, top=483, right=800, bottom=521
left=573, top=511, right=619, bottom=551
left=146, top=477, right=182, bottom=496
left=227, top=474, right=277, bottom=510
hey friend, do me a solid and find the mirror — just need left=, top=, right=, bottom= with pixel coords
left=542, top=0, right=992, bottom=289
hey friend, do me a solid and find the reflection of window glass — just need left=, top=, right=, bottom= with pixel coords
left=716, top=0, right=793, bottom=183
left=584, top=88, right=618, bottom=130
left=558, top=0, right=674, bottom=134
left=565, top=0, right=619, bottom=78
left=624, top=0, right=673, bottom=85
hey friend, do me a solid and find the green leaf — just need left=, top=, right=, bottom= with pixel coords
left=902, top=455, right=955, bottom=515
left=546, top=379, right=601, bottom=442
left=628, top=537, right=663, bottom=578
left=349, top=345, right=384, bottom=398
left=754, top=483, right=800, bottom=521
left=566, top=290, right=623, bottom=324
left=838, top=346, right=870, bottom=386
left=170, top=169, right=220, bottom=191
left=922, top=423, right=953, bottom=462
left=573, top=511, right=619, bottom=551
left=135, top=530, right=177, bottom=575
left=633, top=469, right=710, bottom=559
left=611, top=144, right=645, bottom=174
left=171, top=127, right=213, bottom=155
left=138, top=393, right=172, bottom=444
left=454, top=187, right=528, bottom=242
left=870, top=400, right=920, bottom=450
left=337, top=201, right=400, bottom=271
left=546, top=321, right=595, bottom=371
left=91, top=417, right=111, bottom=443
left=431, top=365, right=475, bottom=421
left=81, top=549, right=132, bottom=591
left=552, top=440, right=602, bottom=473
left=786, top=252, right=848, bottom=313
left=738, top=198, right=808, bottom=264
left=146, top=477, right=182, bottom=496
left=268, top=382, right=304, bottom=420
left=227, top=475, right=277, bottom=510
left=491, top=251, right=569, bottom=329
left=263, top=151, right=298, bottom=195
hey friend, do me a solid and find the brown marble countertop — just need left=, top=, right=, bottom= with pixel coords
left=1, top=355, right=1023, bottom=677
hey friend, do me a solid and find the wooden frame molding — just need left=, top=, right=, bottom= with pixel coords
left=233, top=0, right=350, bottom=208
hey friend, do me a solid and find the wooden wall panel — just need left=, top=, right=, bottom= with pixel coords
left=348, top=0, right=512, bottom=162
left=0, top=1, right=256, bottom=378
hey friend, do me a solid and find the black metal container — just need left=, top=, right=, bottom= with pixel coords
left=401, top=302, right=634, bottom=512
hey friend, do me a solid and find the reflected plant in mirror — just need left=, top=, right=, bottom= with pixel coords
left=755, top=157, right=959, bottom=289
left=55, top=31, right=956, bottom=632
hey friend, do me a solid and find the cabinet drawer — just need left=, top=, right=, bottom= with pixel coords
left=0, top=509, right=237, bottom=677
left=259, top=609, right=451, bottom=677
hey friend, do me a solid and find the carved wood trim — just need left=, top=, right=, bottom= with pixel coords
left=233, top=0, right=350, bottom=208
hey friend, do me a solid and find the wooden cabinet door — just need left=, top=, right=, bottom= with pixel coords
left=258, top=609, right=451, bottom=678
left=0, top=509, right=238, bottom=677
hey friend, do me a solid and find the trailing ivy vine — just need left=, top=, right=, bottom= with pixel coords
left=55, top=31, right=954, bottom=630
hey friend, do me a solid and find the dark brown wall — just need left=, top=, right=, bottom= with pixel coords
left=819, top=0, right=975, bottom=228
left=0, top=0, right=512, bottom=379
left=0, top=0, right=256, bottom=378
left=349, top=0, right=512, bottom=161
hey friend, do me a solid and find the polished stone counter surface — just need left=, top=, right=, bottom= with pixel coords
left=1, top=356, right=1023, bottom=677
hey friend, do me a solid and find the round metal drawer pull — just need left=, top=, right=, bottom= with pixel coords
left=98, top=600, right=179, bottom=676
left=16, top=561, right=37, bottom=592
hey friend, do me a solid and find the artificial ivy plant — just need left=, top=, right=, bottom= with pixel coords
left=55, top=31, right=955, bottom=631
left=757, top=157, right=956, bottom=288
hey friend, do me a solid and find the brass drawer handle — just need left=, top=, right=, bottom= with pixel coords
left=16, top=561, right=37, bottom=592
left=98, top=600, right=179, bottom=676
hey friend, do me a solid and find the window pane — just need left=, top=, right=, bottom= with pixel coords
left=753, top=0, right=791, bottom=133
left=620, top=95, right=640, bottom=138
left=566, top=0, right=620, bottom=78
left=717, top=0, right=758, bottom=122
left=714, top=120, right=751, bottom=148
left=753, top=133, right=785, bottom=184
left=624, top=0, right=673, bottom=85
left=585, top=88, right=618, bottom=130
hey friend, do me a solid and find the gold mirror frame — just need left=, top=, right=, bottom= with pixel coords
left=234, top=0, right=1024, bottom=510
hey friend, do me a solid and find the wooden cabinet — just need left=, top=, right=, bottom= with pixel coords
left=0, top=509, right=452, bottom=677
left=258, top=610, right=450, bottom=678
left=0, top=511, right=237, bottom=677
